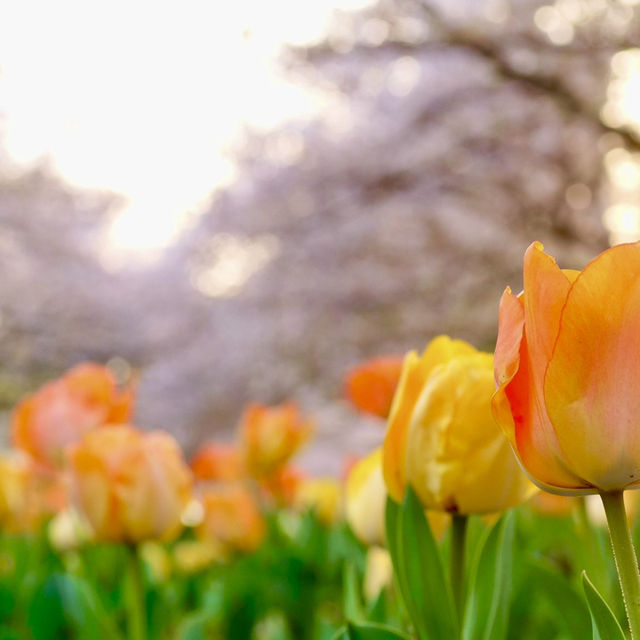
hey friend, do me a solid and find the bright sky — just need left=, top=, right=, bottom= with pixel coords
left=0, top=0, right=372, bottom=263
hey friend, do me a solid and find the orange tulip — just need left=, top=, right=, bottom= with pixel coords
left=529, top=492, right=576, bottom=518
left=260, top=464, right=306, bottom=508
left=344, top=356, right=404, bottom=418
left=191, top=443, right=244, bottom=482
left=196, top=483, right=265, bottom=553
left=493, top=241, right=640, bottom=494
left=67, top=425, right=192, bottom=542
left=12, top=363, right=135, bottom=467
left=240, top=403, right=313, bottom=478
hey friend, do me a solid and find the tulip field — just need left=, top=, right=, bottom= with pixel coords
left=5, top=241, right=640, bottom=639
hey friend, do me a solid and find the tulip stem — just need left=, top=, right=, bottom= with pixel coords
left=450, top=514, right=468, bottom=622
left=600, top=490, right=640, bottom=640
left=126, top=545, right=146, bottom=640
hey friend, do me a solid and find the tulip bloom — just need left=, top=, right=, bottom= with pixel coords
left=384, top=336, right=535, bottom=514
left=347, top=448, right=449, bottom=545
left=197, top=483, right=265, bottom=553
left=191, top=443, right=245, bottom=482
left=344, top=356, right=404, bottom=419
left=240, top=403, right=313, bottom=478
left=13, top=363, right=135, bottom=467
left=493, top=241, right=640, bottom=494
left=0, top=452, right=66, bottom=533
left=67, top=425, right=192, bottom=543
left=294, top=477, right=343, bottom=526
left=345, top=449, right=387, bottom=546
left=260, top=464, right=306, bottom=508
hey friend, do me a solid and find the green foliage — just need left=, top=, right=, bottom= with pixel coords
left=582, top=572, right=626, bottom=640
left=2, top=499, right=639, bottom=640
left=385, top=489, right=458, bottom=640
left=462, top=513, right=514, bottom=640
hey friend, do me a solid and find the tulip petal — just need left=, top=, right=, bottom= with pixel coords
left=383, top=336, right=476, bottom=502
left=408, top=354, right=534, bottom=513
left=545, top=242, right=640, bottom=490
left=493, top=244, right=589, bottom=492
left=523, top=242, right=576, bottom=379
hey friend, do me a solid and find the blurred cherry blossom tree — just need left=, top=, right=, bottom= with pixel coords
left=1, top=0, right=638, bottom=470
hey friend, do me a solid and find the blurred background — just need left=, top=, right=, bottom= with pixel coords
left=0, top=0, right=637, bottom=473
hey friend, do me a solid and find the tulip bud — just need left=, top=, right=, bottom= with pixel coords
left=191, top=443, right=244, bottom=482
left=493, top=242, right=640, bottom=494
left=0, top=451, right=65, bottom=533
left=345, top=448, right=386, bottom=546
left=67, top=425, right=192, bottom=543
left=197, top=483, right=265, bottom=553
left=240, top=403, right=313, bottom=478
left=12, top=363, right=135, bottom=468
left=344, top=356, right=404, bottom=419
left=384, top=336, right=536, bottom=514
left=294, top=477, right=343, bottom=526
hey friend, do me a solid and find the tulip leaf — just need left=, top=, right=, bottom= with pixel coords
left=330, top=622, right=412, bottom=640
left=366, top=589, right=387, bottom=624
left=582, top=572, right=626, bottom=640
left=346, top=621, right=412, bottom=639
left=343, top=562, right=365, bottom=623
left=385, top=497, right=423, bottom=631
left=523, top=561, right=591, bottom=640
left=462, top=511, right=514, bottom=640
left=393, top=487, right=458, bottom=640
left=56, top=574, right=124, bottom=640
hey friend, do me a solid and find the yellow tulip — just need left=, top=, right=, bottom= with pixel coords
left=345, top=449, right=386, bottom=546
left=67, top=425, right=192, bottom=543
left=294, top=477, right=343, bottom=526
left=0, top=452, right=66, bottom=533
left=48, top=508, right=92, bottom=551
left=384, top=336, right=535, bottom=514
left=363, top=546, right=393, bottom=602
left=173, top=539, right=226, bottom=573
left=493, top=241, right=640, bottom=494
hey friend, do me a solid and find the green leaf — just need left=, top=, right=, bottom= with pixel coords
left=392, top=487, right=458, bottom=640
left=462, top=512, right=515, bottom=640
left=524, top=561, right=591, bottom=640
left=176, top=612, right=209, bottom=640
left=343, top=562, right=365, bottom=623
left=385, top=496, right=421, bottom=629
left=366, top=589, right=387, bottom=624
left=346, top=621, right=412, bottom=639
left=582, top=572, right=626, bottom=640
left=331, top=627, right=349, bottom=640
left=56, top=574, right=124, bottom=640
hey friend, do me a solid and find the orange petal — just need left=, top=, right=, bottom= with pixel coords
left=493, top=244, right=588, bottom=493
left=545, top=242, right=640, bottom=490
left=523, top=242, right=574, bottom=382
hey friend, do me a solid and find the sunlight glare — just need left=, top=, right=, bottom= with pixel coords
left=0, top=0, right=374, bottom=264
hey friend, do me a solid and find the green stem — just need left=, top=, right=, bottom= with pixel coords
left=450, top=514, right=468, bottom=622
left=600, top=490, right=640, bottom=640
left=126, top=545, right=146, bottom=640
